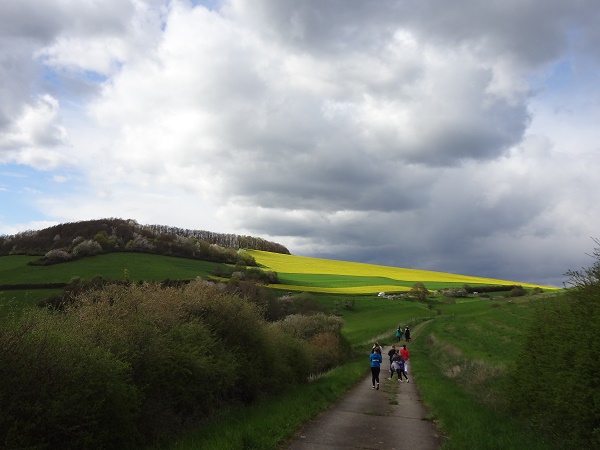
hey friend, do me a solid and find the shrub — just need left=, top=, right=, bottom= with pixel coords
left=508, top=286, right=527, bottom=297
left=44, top=249, right=72, bottom=262
left=276, top=313, right=351, bottom=372
left=2, top=280, right=326, bottom=447
left=72, top=239, right=102, bottom=257
left=508, top=243, right=600, bottom=448
left=0, top=310, right=141, bottom=449
left=65, top=282, right=234, bottom=441
left=441, top=287, right=469, bottom=298
left=180, top=281, right=303, bottom=402
left=278, top=313, right=344, bottom=340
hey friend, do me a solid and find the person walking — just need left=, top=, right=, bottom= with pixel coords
left=370, top=347, right=383, bottom=390
left=404, top=326, right=411, bottom=343
left=391, top=350, right=409, bottom=382
left=387, top=344, right=397, bottom=379
left=400, top=344, right=411, bottom=375
left=395, top=326, right=403, bottom=342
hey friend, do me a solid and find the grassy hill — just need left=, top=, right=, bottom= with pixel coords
left=1, top=249, right=555, bottom=306
left=1, top=245, right=588, bottom=449
left=245, top=250, right=555, bottom=293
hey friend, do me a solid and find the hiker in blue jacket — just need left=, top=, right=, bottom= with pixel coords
left=370, top=346, right=383, bottom=390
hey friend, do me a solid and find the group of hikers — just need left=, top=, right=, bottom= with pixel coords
left=396, top=325, right=411, bottom=342
left=369, top=325, right=411, bottom=390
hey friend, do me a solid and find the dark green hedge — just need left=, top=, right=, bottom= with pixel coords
left=0, top=281, right=348, bottom=449
left=509, top=284, right=600, bottom=447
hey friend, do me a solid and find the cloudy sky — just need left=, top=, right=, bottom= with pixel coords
left=1, top=0, right=599, bottom=287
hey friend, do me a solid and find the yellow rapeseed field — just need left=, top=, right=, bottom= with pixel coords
left=246, top=250, right=554, bottom=294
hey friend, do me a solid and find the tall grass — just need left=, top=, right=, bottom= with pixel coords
left=412, top=332, right=558, bottom=449
left=433, top=298, right=538, bottom=363
left=411, top=297, right=565, bottom=449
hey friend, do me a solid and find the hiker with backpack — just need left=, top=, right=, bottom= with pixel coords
left=391, top=350, right=409, bottom=382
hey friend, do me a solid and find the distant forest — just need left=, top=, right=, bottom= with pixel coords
left=0, top=218, right=290, bottom=265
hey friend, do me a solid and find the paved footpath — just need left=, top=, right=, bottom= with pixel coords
left=283, top=328, right=442, bottom=450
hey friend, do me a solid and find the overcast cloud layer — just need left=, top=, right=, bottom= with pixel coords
left=1, top=0, right=600, bottom=287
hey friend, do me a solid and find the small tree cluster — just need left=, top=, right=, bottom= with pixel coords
left=508, top=286, right=527, bottom=297
left=410, top=282, right=430, bottom=301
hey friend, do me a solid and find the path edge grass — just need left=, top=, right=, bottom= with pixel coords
left=167, top=358, right=368, bottom=450
left=411, top=323, right=560, bottom=450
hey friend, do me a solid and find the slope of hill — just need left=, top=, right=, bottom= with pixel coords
left=246, top=250, right=556, bottom=293
left=0, top=218, right=556, bottom=298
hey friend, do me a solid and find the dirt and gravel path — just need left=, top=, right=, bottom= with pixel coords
left=283, top=322, right=442, bottom=450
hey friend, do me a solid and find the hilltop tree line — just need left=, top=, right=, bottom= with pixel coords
left=0, top=218, right=290, bottom=265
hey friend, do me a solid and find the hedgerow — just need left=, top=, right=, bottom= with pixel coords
left=509, top=243, right=600, bottom=448
left=0, top=280, right=349, bottom=448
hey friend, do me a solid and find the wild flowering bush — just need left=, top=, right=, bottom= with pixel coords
left=276, top=313, right=351, bottom=371
left=44, top=249, right=72, bottom=261
left=72, top=239, right=102, bottom=257
left=278, top=313, right=345, bottom=340
left=1, top=280, right=344, bottom=448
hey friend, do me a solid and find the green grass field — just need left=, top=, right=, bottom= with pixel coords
left=431, top=297, right=541, bottom=363
left=310, top=292, right=435, bottom=346
left=0, top=253, right=220, bottom=285
left=0, top=253, right=222, bottom=312
left=0, top=289, right=63, bottom=316
left=1, top=249, right=564, bottom=448
left=411, top=294, right=562, bottom=449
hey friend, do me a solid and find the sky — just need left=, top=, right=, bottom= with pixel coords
left=1, top=0, right=599, bottom=287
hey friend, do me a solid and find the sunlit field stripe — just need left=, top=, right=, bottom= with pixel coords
left=268, top=284, right=412, bottom=294
left=247, top=250, right=555, bottom=289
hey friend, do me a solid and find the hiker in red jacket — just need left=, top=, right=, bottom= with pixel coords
left=400, top=344, right=410, bottom=375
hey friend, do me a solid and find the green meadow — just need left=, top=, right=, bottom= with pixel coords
left=0, top=250, right=576, bottom=449
left=0, top=253, right=219, bottom=284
